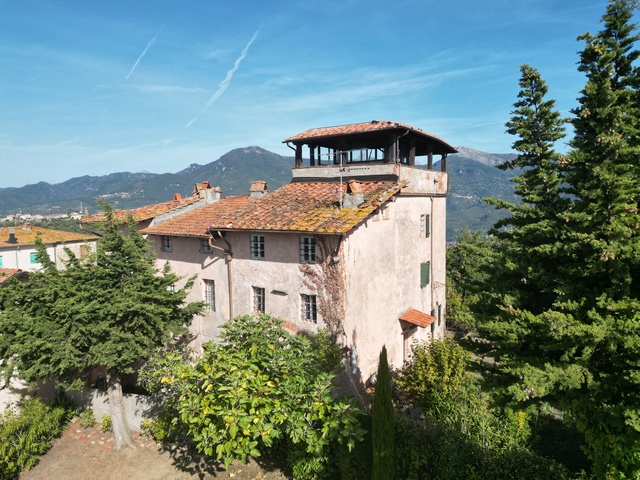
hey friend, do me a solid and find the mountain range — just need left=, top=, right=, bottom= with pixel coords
left=0, top=146, right=517, bottom=241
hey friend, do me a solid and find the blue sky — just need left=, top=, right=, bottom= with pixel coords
left=0, top=1, right=616, bottom=188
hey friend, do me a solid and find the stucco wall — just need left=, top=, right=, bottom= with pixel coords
left=152, top=232, right=322, bottom=351
left=341, top=193, right=447, bottom=381
left=0, top=240, right=96, bottom=271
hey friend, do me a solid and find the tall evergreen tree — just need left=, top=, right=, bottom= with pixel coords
left=372, top=346, right=394, bottom=480
left=485, top=64, right=568, bottom=314
left=479, top=2, right=640, bottom=476
left=0, top=205, right=203, bottom=449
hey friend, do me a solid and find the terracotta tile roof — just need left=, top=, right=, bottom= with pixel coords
left=283, top=120, right=456, bottom=151
left=0, top=226, right=98, bottom=247
left=82, top=195, right=202, bottom=224
left=141, top=196, right=253, bottom=237
left=141, top=181, right=404, bottom=237
left=399, top=309, right=436, bottom=328
left=0, top=268, right=22, bottom=284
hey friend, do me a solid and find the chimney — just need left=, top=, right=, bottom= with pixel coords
left=7, top=229, right=18, bottom=244
left=173, top=193, right=182, bottom=201
left=194, top=181, right=221, bottom=204
left=249, top=181, right=269, bottom=199
left=342, top=180, right=364, bottom=208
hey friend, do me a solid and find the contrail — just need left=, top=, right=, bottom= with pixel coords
left=184, top=117, right=198, bottom=128
left=126, top=28, right=163, bottom=80
left=206, top=29, right=260, bottom=106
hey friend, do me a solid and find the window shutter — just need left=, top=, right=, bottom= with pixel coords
left=425, top=214, right=430, bottom=238
left=420, top=261, right=430, bottom=288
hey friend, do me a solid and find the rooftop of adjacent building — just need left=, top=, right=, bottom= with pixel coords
left=0, top=224, right=98, bottom=247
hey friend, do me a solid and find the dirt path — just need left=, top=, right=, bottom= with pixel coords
left=21, top=421, right=288, bottom=480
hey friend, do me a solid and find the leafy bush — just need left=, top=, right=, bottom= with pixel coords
left=78, top=408, right=95, bottom=428
left=0, top=398, right=72, bottom=478
left=141, top=315, right=365, bottom=476
left=100, top=414, right=112, bottom=433
left=394, top=338, right=570, bottom=479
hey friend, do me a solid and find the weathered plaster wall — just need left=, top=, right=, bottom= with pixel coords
left=153, top=235, right=229, bottom=351
left=341, top=193, right=447, bottom=381
left=229, top=231, right=322, bottom=333
left=152, top=232, right=323, bottom=350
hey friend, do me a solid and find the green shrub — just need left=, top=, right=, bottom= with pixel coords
left=0, top=398, right=72, bottom=478
left=99, top=414, right=112, bottom=433
left=78, top=408, right=95, bottom=428
left=334, top=413, right=372, bottom=480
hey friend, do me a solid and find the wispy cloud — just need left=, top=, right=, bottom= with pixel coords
left=126, top=28, right=163, bottom=80
left=132, top=84, right=208, bottom=94
left=206, top=29, right=260, bottom=106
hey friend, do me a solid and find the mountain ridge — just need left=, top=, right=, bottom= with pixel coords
left=0, top=146, right=517, bottom=240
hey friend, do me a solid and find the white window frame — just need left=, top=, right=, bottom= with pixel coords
left=202, top=238, right=213, bottom=254
left=204, top=279, right=216, bottom=311
left=252, top=286, right=265, bottom=313
left=300, top=236, right=316, bottom=264
left=420, top=214, right=431, bottom=238
left=162, top=236, right=173, bottom=252
left=251, top=235, right=265, bottom=259
left=301, top=294, right=318, bottom=323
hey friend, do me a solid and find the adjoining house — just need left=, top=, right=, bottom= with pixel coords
left=0, top=223, right=98, bottom=271
left=82, top=183, right=217, bottom=230
left=136, top=120, right=456, bottom=381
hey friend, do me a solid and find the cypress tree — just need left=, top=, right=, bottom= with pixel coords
left=372, top=345, right=395, bottom=480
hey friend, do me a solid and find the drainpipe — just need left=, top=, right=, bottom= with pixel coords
left=430, top=197, right=436, bottom=338
left=208, top=231, right=233, bottom=319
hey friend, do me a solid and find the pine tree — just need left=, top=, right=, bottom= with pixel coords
left=372, top=345, right=395, bottom=480
left=478, top=2, right=640, bottom=476
left=484, top=64, right=568, bottom=314
left=0, top=205, right=203, bottom=449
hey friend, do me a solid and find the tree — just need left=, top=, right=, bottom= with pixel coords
left=478, top=2, right=640, bottom=476
left=141, top=315, right=364, bottom=476
left=372, top=346, right=394, bottom=480
left=484, top=64, right=568, bottom=315
left=0, top=205, right=203, bottom=449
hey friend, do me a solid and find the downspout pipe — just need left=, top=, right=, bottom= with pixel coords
left=208, top=230, right=233, bottom=319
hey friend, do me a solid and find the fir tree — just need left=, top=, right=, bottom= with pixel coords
left=0, top=205, right=203, bottom=449
left=372, top=345, right=394, bottom=480
left=479, top=2, right=640, bottom=476
left=485, top=64, right=568, bottom=314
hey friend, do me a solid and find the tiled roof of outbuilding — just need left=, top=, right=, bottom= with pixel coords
left=82, top=195, right=202, bottom=224
left=0, top=226, right=97, bottom=247
left=399, top=309, right=436, bottom=328
left=141, top=181, right=404, bottom=237
left=0, top=268, right=22, bottom=284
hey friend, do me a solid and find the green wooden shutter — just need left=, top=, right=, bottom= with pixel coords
left=425, top=214, right=430, bottom=238
left=420, top=261, right=430, bottom=288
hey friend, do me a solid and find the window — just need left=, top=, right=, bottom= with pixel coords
left=252, top=286, right=265, bottom=313
left=204, top=280, right=216, bottom=311
left=30, top=252, right=38, bottom=264
left=301, top=294, right=317, bottom=323
left=251, top=235, right=265, bottom=259
left=162, top=236, right=172, bottom=252
left=202, top=238, right=213, bottom=254
left=421, top=214, right=430, bottom=238
left=0, top=255, right=2, bottom=267
left=420, top=261, right=431, bottom=288
left=167, top=283, right=175, bottom=293
left=300, top=236, right=316, bottom=264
